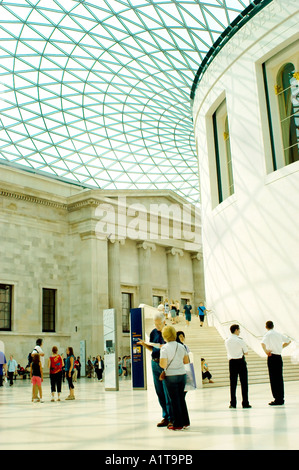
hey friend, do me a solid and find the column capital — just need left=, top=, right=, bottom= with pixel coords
left=137, top=241, right=156, bottom=251
left=108, top=238, right=125, bottom=245
left=166, top=247, right=184, bottom=257
left=191, top=252, right=202, bottom=261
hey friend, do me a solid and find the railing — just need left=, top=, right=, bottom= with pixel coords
left=206, top=310, right=298, bottom=358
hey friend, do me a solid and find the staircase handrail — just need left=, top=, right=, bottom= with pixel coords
left=206, top=309, right=297, bottom=357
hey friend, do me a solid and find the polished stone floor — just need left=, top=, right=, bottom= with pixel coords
left=0, top=374, right=298, bottom=451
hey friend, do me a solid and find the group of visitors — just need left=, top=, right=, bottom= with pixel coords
left=86, top=356, right=104, bottom=380
left=0, top=340, right=81, bottom=402
left=29, top=341, right=76, bottom=402
left=0, top=315, right=292, bottom=424
left=136, top=312, right=292, bottom=432
left=225, top=321, right=291, bottom=408
left=137, top=312, right=192, bottom=431
left=0, top=339, right=107, bottom=401
left=158, top=299, right=180, bottom=325
left=158, top=299, right=210, bottom=328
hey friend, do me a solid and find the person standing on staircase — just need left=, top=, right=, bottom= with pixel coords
left=183, top=300, right=192, bottom=327
left=225, top=324, right=251, bottom=409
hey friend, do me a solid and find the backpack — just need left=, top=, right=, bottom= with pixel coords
left=27, top=348, right=37, bottom=365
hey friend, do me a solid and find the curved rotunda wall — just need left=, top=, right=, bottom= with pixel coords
left=193, top=0, right=299, bottom=355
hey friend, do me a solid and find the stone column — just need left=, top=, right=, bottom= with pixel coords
left=108, top=239, right=122, bottom=347
left=166, top=247, right=183, bottom=303
left=137, top=241, right=156, bottom=306
left=76, top=232, right=109, bottom=358
left=191, top=252, right=206, bottom=308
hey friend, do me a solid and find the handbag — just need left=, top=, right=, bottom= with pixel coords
left=184, top=352, right=197, bottom=391
left=159, top=343, right=178, bottom=381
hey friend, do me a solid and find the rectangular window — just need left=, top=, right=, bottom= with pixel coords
left=0, top=284, right=12, bottom=331
left=42, top=288, right=56, bottom=332
left=122, top=292, right=132, bottom=333
left=212, top=99, right=234, bottom=204
left=152, top=295, right=162, bottom=308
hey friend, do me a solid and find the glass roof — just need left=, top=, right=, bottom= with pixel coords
left=0, top=0, right=251, bottom=204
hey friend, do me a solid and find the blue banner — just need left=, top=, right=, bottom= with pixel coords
left=130, top=307, right=146, bottom=390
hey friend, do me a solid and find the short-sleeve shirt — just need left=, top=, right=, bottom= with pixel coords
left=184, top=305, right=192, bottom=314
left=149, top=328, right=165, bottom=360
left=7, top=359, right=18, bottom=372
left=32, top=345, right=44, bottom=368
left=261, top=329, right=290, bottom=355
left=225, top=334, right=248, bottom=360
left=160, top=341, right=187, bottom=376
left=198, top=306, right=206, bottom=316
left=49, top=355, right=63, bottom=374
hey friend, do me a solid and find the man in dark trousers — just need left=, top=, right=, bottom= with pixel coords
left=261, top=320, right=291, bottom=406
left=225, top=324, right=251, bottom=409
left=137, top=312, right=173, bottom=427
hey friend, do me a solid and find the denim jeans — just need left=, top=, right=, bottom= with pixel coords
left=151, top=360, right=173, bottom=422
left=164, top=374, right=189, bottom=428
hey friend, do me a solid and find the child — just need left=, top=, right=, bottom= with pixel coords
left=30, top=353, right=43, bottom=402
left=201, top=358, right=214, bottom=383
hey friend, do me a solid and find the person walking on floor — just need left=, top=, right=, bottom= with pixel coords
left=183, top=301, right=192, bottom=327
left=7, top=355, right=18, bottom=386
left=197, top=302, right=210, bottom=327
left=137, top=312, right=173, bottom=428
left=261, top=320, right=291, bottom=406
left=225, top=324, right=251, bottom=409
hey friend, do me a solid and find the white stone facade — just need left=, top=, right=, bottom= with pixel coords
left=192, top=0, right=299, bottom=354
left=0, top=165, right=204, bottom=365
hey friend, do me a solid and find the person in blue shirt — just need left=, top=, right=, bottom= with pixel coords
left=65, top=347, right=75, bottom=400
left=198, top=302, right=210, bottom=327
left=7, top=355, right=18, bottom=386
left=137, top=312, right=173, bottom=428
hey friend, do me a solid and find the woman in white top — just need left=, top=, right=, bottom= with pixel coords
left=159, top=325, right=190, bottom=430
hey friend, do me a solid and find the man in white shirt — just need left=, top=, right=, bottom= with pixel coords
left=261, top=321, right=291, bottom=406
left=32, top=338, right=45, bottom=369
left=225, top=324, right=251, bottom=409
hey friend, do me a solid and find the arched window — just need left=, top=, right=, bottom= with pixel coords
left=276, top=63, right=299, bottom=165
left=263, top=42, right=299, bottom=172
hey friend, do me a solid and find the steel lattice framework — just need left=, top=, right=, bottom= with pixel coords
left=0, top=0, right=252, bottom=204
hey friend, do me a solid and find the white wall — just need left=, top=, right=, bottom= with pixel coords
left=193, top=0, right=299, bottom=355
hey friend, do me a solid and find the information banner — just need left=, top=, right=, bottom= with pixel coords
left=79, top=340, right=86, bottom=377
left=103, top=308, right=119, bottom=391
left=130, top=307, right=147, bottom=390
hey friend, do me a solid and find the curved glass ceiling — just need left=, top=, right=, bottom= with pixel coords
left=0, top=0, right=251, bottom=204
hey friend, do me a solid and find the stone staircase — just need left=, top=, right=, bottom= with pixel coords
left=145, top=314, right=299, bottom=388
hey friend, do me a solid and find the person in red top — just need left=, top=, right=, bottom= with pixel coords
left=48, top=346, right=63, bottom=401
